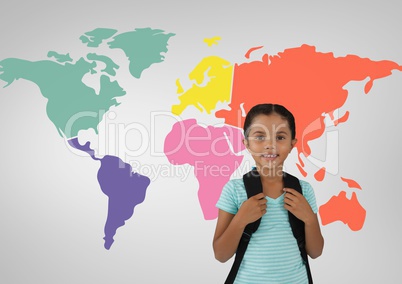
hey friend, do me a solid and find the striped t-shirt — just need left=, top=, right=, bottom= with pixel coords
left=216, top=178, right=318, bottom=284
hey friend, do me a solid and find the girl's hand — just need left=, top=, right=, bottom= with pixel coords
left=283, top=188, right=315, bottom=224
left=237, top=193, right=267, bottom=226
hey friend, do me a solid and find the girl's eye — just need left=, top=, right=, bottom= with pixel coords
left=276, top=136, right=285, bottom=140
left=253, top=136, right=266, bottom=141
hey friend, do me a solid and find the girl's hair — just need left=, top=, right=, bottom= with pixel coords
left=243, top=103, right=296, bottom=139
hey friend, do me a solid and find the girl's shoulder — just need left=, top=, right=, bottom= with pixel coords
left=225, top=177, right=245, bottom=186
left=217, top=178, right=247, bottom=214
left=298, top=179, right=315, bottom=195
left=223, top=178, right=246, bottom=193
left=299, top=179, right=313, bottom=191
left=298, top=179, right=318, bottom=212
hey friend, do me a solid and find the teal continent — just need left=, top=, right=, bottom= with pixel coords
left=0, top=56, right=124, bottom=138
left=107, top=27, right=175, bottom=78
left=0, top=27, right=175, bottom=138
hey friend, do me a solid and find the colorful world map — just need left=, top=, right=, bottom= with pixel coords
left=1, top=27, right=401, bottom=249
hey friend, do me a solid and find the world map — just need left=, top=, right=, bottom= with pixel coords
left=1, top=27, right=401, bottom=250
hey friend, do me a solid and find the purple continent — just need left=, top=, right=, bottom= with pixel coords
left=68, top=138, right=151, bottom=249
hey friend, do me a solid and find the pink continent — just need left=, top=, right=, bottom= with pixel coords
left=164, top=119, right=245, bottom=219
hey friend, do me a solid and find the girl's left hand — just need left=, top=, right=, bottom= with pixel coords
left=283, top=188, right=314, bottom=224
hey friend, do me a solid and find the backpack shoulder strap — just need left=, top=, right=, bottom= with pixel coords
left=224, top=169, right=262, bottom=284
left=225, top=171, right=314, bottom=284
left=283, top=172, right=313, bottom=284
left=283, top=171, right=304, bottom=241
left=242, top=169, right=263, bottom=231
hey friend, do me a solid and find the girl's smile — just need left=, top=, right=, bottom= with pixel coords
left=261, top=153, right=278, bottom=161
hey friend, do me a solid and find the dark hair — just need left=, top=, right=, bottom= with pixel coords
left=243, top=103, right=296, bottom=139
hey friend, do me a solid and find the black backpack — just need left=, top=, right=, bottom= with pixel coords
left=224, top=169, right=313, bottom=284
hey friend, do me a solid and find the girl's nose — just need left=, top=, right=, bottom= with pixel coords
left=264, top=139, right=276, bottom=149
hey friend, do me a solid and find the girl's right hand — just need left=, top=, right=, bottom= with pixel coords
left=237, top=193, right=267, bottom=226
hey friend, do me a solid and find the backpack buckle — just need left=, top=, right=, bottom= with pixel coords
left=242, top=231, right=252, bottom=242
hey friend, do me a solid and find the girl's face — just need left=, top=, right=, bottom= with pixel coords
left=244, top=113, right=297, bottom=175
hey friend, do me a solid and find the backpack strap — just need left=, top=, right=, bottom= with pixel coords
left=224, top=170, right=261, bottom=284
left=283, top=172, right=313, bottom=284
left=225, top=170, right=313, bottom=284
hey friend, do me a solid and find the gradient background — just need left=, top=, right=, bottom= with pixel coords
left=1, top=0, right=401, bottom=283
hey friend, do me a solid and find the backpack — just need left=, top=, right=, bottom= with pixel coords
left=224, top=169, right=313, bottom=284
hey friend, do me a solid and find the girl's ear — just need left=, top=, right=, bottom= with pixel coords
left=243, top=138, right=249, bottom=149
left=291, top=138, right=297, bottom=150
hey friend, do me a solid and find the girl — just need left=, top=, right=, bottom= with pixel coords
left=213, top=103, right=324, bottom=283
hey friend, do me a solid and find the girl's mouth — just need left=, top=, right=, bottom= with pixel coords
left=262, top=154, right=278, bottom=158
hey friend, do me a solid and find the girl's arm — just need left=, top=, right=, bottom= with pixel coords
left=213, top=193, right=267, bottom=263
left=304, top=213, right=324, bottom=259
left=212, top=210, right=246, bottom=263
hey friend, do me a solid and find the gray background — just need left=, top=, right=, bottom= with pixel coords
left=1, top=0, right=401, bottom=283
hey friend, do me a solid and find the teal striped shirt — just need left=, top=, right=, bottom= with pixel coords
left=216, top=178, right=318, bottom=284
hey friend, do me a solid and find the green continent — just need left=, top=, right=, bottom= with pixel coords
left=0, top=57, right=125, bottom=138
left=108, top=27, right=175, bottom=78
